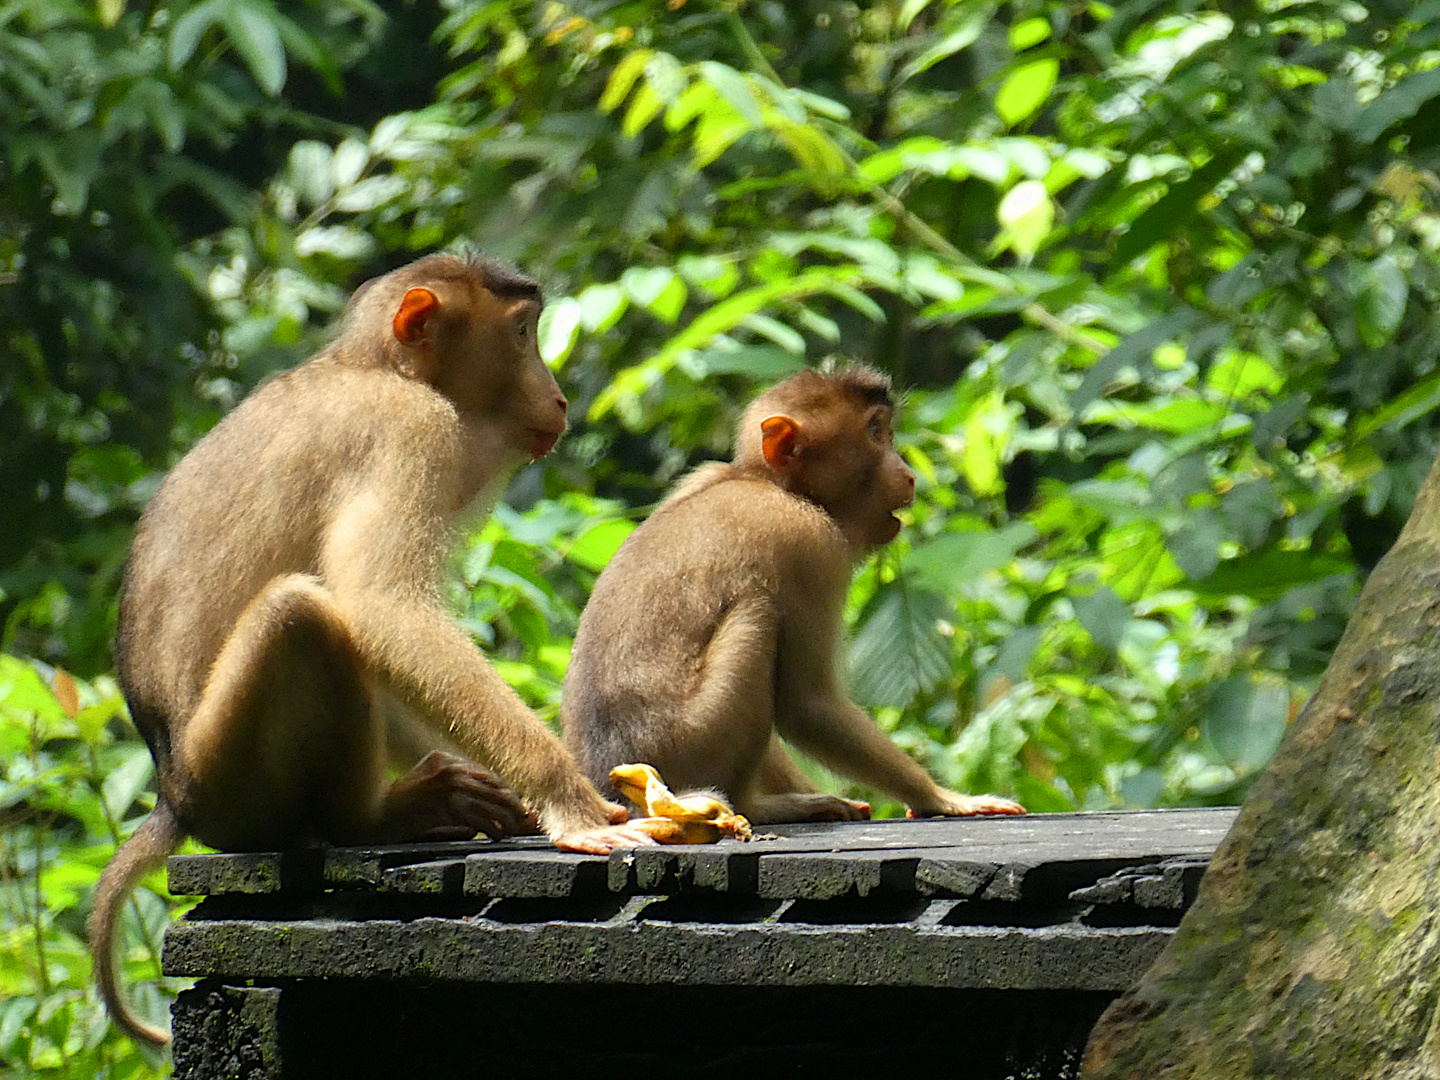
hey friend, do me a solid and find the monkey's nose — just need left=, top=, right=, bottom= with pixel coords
left=556, top=396, right=569, bottom=414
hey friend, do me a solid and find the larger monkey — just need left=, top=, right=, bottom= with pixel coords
left=93, top=253, right=652, bottom=1047
left=563, top=366, right=1025, bottom=824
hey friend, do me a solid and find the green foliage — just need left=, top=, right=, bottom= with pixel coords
left=0, top=657, right=177, bottom=1079
left=5, top=0, right=1440, bottom=1071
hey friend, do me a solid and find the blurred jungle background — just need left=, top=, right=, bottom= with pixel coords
left=4, top=0, right=1440, bottom=1073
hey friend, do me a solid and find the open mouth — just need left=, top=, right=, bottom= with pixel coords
left=529, top=429, right=562, bottom=460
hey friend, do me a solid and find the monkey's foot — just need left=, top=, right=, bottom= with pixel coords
left=382, top=750, right=541, bottom=841
left=796, top=794, right=871, bottom=822
left=910, top=791, right=1027, bottom=818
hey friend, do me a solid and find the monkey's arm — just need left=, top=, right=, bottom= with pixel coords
left=319, top=483, right=647, bottom=845
left=783, top=691, right=1023, bottom=816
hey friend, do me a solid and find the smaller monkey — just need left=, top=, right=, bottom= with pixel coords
left=562, top=365, right=1025, bottom=824
left=93, top=252, right=653, bottom=1048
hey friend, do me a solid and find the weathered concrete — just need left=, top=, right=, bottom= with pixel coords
left=165, top=808, right=1235, bottom=1079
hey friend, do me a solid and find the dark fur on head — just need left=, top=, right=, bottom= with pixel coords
left=344, top=251, right=541, bottom=318
left=750, top=363, right=892, bottom=418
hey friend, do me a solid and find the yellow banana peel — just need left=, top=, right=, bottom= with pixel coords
left=609, top=763, right=753, bottom=843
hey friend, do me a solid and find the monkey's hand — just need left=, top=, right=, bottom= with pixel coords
left=551, top=824, right=659, bottom=853
left=909, top=789, right=1027, bottom=818
left=381, top=750, right=542, bottom=841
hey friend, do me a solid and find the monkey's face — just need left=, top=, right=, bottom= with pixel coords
left=853, top=405, right=916, bottom=546
left=434, top=292, right=569, bottom=461
left=790, top=404, right=916, bottom=548
left=500, top=297, right=569, bottom=460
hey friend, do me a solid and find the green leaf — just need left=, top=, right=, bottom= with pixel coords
left=1192, top=551, right=1352, bottom=603
left=1166, top=510, right=1224, bottom=580
left=995, top=59, right=1058, bottom=127
left=566, top=520, right=635, bottom=572
left=1069, top=309, right=1199, bottom=420
left=1110, top=145, right=1249, bottom=269
left=287, top=140, right=334, bottom=206
left=1073, top=587, right=1130, bottom=653
left=538, top=298, right=582, bottom=366
left=692, top=345, right=806, bottom=379
left=331, top=138, right=368, bottom=188
left=1353, top=371, right=1440, bottom=439
left=903, top=522, right=1038, bottom=594
left=1351, top=67, right=1440, bottom=144
left=169, top=0, right=227, bottom=68
left=600, top=48, right=654, bottom=113
left=899, top=2, right=990, bottom=81
left=221, top=0, right=287, bottom=96
left=1100, top=521, right=1184, bottom=600
left=0, top=656, right=68, bottom=725
left=622, top=82, right=665, bottom=138
left=771, top=119, right=851, bottom=193
left=101, top=744, right=154, bottom=823
left=590, top=264, right=874, bottom=420
left=848, top=585, right=952, bottom=709
left=576, top=283, right=629, bottom=333
left=294, top=225, right=375, bottom=259
left=1352, top=253, right=1407, bottom=349
left=98, top=0, right=126, bottom=27
left=1203, top=675, right=1288, bottom=773
left=698, top=61, right=763, bottom=127
left=994, top=179, right=1054, bottom=258
left=333, top=175, right=405, bottom=212
left=622, top=266, right=681, bottom=312
left=1009, top=17, right=1050, bottom=50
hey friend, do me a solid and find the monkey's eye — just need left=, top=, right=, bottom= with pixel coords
left=866, top=411, right=885, bottom=440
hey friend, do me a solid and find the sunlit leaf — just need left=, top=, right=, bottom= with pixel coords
left=1110, top=145, right=1248, bottom=268
left=600, top=48, right=654, bottom=113
left=538, top=298, right=582, bottom=366
left=995, top=59, right=1058, bottom=127
left=567, top=520, right=635, bottom=572
left=1009, top=17, right=1050, bottom=50
left=994, top=179, right=1054, bottom=258
left=295, top=225, right=375, bottom=259
left=698, top=61, right=764, bottom=127
left=576, top=283, right=630, bottom=333
left=622, top=82, right=665, bottom=138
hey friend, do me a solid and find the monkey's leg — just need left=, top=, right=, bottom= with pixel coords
left=177, top=575, right=530, bottom=849
left=743, top=737, right=872, bottom=823
left=653, top=597, right=781, bottom=800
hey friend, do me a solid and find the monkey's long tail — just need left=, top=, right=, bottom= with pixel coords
left=90, top=798, right=184, bottom=1047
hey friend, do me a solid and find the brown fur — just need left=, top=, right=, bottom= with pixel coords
left=562, top=366, right=1026, bottom=825
left=93, top=253, right=650, bottom=1047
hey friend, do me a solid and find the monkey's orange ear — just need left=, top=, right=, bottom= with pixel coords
left=393, top=288, right=440, bottom=345
left=760, top=415, right=801, bottom=469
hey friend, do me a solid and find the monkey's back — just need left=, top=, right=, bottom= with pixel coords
left=563, top=470, right=849, bottom=790
left=116, top=360, right=456, bottom=754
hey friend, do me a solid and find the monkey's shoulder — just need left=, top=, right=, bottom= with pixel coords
left=630, top=474, right=849, bottom=594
